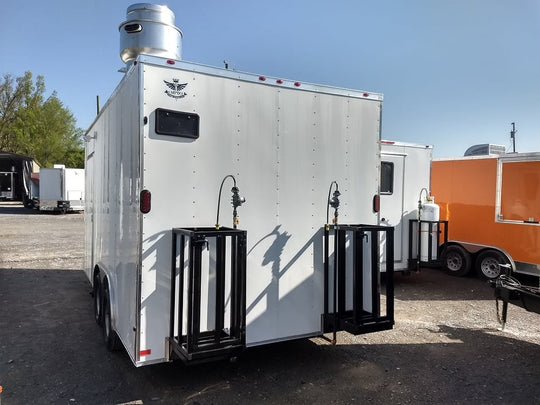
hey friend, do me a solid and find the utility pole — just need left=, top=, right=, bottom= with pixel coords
left=510, top=122, right=517, bottom=153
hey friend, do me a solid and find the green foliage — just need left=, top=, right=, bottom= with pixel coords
left=0, top=71, right=84, bottom=168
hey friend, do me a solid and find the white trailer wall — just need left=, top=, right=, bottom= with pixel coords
left=85, top=69, right=141, bottom=361
left=138, top=58, right=381, bottom=361
left=64, top=169, right=85, bottom=210
left=39, top=168, right=62, bottom=210
left=380, top=142, right=433, bottom=271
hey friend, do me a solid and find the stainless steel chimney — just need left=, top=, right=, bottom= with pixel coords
left=119, top=3, right=183, bottom=66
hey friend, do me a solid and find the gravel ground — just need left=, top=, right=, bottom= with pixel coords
left=0, top=202, right=539, bottom=405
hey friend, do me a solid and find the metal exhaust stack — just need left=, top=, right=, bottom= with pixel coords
left=119, top=3, right=183, bottom=67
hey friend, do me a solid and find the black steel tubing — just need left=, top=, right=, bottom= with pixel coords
left=333, top=227, right=339, bottom=341
left=370, top=230, right=380, bottom=316
left=230, top=235, right=238, bottom=337
left=215, top=235, right=226, bottom=343
left=238, top=234, right=247, bottom=341
left=169, top=231, right=177, bottom=342
left=337, top=229, right=346, bottom=315
left=352, top=230, right=364, bottom=324
left=385, top=227, right=394, bottom=321
left=178, top=234, right=185, bottom=341
left=324, top=227, right=329, bottom=315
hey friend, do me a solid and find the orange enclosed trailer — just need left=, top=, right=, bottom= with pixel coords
left=432, top=153, right=540, bottom=280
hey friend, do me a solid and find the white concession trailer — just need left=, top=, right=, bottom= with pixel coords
left=85, top=3, right=394, bottom=366
left=39, top=164, right=85, bottom=212
left=379, top=141, right=439, bottom=272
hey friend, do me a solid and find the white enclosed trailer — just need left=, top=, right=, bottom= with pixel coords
left=85, top=3, right=393, bottom=367
left=379, top=141, right=437, bottom=272
left=39, top=165, right=85, bottom=212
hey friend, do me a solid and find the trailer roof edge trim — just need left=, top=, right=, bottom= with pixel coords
left=434, top=152, right=540, bottom=162
left=137, top=55, right=383, bottom=102
left=381, top=140, right=433, bottom=149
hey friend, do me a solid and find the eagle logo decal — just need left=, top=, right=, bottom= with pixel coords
left=164, top=79, right=187, bottom=99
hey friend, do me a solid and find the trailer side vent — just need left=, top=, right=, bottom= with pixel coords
left=155, top=109, right=199, bottom=139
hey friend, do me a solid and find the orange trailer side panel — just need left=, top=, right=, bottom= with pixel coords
left=432, top=158, right=540, bottom=267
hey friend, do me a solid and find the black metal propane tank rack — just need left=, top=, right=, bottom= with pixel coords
left=322, top=224, right=395, bottom=336
left=407, top=219, right=448, bottom=270
left=169, top=227, right=247, bottom=364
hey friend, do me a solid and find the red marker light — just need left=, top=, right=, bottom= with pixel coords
left=166, top=60, right=175, bottom=65
left=140, top=349, right=151, bottom=356
left=294, top=82, right=301, bottom=87
left=373, top=195, right=380, bottom=213
left=276, top=79, right=283, bottom=84
left=140, top=190, right=151, bottom=214
left=363, top=92, right=370, bottom=97
left=259, top=76, right=266, bottom=81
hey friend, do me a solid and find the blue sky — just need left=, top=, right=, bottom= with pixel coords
left=1, top=1, right=539, bottom=157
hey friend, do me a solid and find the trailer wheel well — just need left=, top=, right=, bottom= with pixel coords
left=93, top=266, right=103, bottom=325
left=441, top=243, right=472, bottom=277
left=102, top=279, right=121, bottom=351
left=92, top=266, right=101, bottom=285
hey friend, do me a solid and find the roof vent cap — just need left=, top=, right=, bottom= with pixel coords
left=464, top=144, right=506, bottom=156
left=119, top=3, right=183, bottom=67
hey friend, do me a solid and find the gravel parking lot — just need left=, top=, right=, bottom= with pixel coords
left=0, top=202, right=539, bottom=405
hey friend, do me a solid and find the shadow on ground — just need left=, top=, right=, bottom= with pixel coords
left=0, top=268, right=538, bottom=405
left=0, top=205, right=38, bottom=215
left=391, top=268, right=497, bottom=302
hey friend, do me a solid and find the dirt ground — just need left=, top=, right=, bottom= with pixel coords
left=0, top=202, right=539, bottom=405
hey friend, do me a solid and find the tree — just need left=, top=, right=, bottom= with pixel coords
left=0, top=72, right=35, bottom=151
left=0, top=71, right=84, bottom=168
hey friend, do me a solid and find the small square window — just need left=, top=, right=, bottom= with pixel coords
left=381, top=161, right=394, bottom=194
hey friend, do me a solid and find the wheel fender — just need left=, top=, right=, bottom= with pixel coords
left=93, top=265, right=101, bottom=287
left=99, top=268, right=117, bottom=329
left=448, top=241, right=517, bottom=273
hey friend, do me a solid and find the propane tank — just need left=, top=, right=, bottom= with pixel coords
left=419, top=194, right=440, bottom=262
left=420, top=195, right=440, bottom=222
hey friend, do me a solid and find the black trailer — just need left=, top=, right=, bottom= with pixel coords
left=0, top=151, right=38, bottom=205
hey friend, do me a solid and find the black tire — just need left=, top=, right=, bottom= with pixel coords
left=93, top=274, right=103, bottom=326
left=475, top=250, right=509, bottom=280
left=442, top=245, right=472, bottom=276
left=103, top=284, right=121, bottom=352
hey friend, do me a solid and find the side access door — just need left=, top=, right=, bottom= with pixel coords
left=379, top=153, right=405, bottom=270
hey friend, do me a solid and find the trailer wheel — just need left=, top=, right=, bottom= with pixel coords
left=475, top=250, right=508, bottom=280
left=443, top=245, right=472, bottom=276
left=93, top=274, right=103, bottom=326
left=103, top=284, right=121, bottom=351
